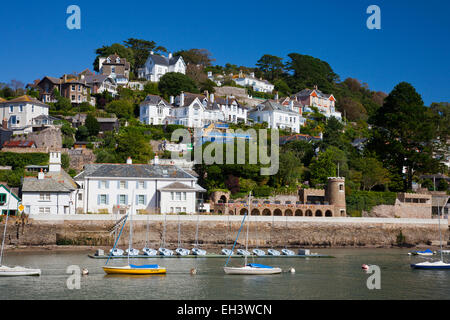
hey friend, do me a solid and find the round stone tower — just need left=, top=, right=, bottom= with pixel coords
left=326, top=177, right=346, bottom=216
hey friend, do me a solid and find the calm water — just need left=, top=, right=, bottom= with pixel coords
left=1, top=248, right=449, bottom=300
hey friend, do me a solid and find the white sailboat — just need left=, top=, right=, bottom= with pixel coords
left=175, top=213, right=190, bottom=256
left=0, top=187, right=41, bottom=277
left=411, top=195, right=450, bottom=270
left=158, top=211, right=174, bottom=256
left=191, top=214, right=206, bottom=256
left=142, top=207, right=157, bottom=256
left=224, top=192, right=282, bottom=275
left=267, top=214, right=280, bottom=256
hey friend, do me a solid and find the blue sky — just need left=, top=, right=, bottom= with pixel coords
left=0, top=0, right=449, bottom=105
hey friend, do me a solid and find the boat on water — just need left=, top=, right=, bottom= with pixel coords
left=281, top=249, right=296, bottom=256
left=109, top=248, right=124, bottom=256
left=222, top=248, right=233, bottom=256
left=410, top=196, right=450, bottom=270
left=408, top=249, right=435, bottom=256
left=223, top=192, right=282, bottom=275
left=0, top=188, right=41, bottom=277
left=103, top=190, right=166, bottom=275
left=192, top=248, right=207, bottom=256
left=103, top=264, right=166, bottom=275
left=142, top=248, right=157, bottom=256
left=267, top=249, right=281, bottom=256
left=158, top=248, right=174, bottom=256
left=252, top=249, right=266, bottom=256
left=176, top=248, right=190, bottom=256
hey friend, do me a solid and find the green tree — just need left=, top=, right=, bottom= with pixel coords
left=143, top=82, right=160, bottom=95
left=174, top=49, right=214, bottom=67
left=115, top=128, right=154, bottom=164
left=368, top=82, right=440, bottom=190
left=75, top=126, right=89, bottom=141
left=54, top=96, right=72, bottom=111
left=256, top=54, right=284, bottom=81
left=93, top=43, right=135, bottom=72
left=273, top=79, right=291, bottom=96
left=158, top=72, right=198, bottom=98
left=105, top=99, right=134, bottom=119
left=85, top=114, right=100, bottom=137
left=123, top=38, right=167, bottom=74
left=309, top=151, right=337, bottom=187
left=352, top=157, right=390, bottom=191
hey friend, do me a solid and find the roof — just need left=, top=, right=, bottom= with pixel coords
left=0, top=98, right=7, bottom=102
left=0, top=184, right=20, bottom=201
left=141, top=94, right=171, bottom=106
left=45, top=170, right=78, bottom=191
left=251, top=100, right=299, bottom=116
left=148, top=53, right=183, bottom=67
left=22, top=176, right=72, bottom=193
left=280, top=134, right=321, bottom=145
left=84, top=74, right=112, bottom=84
left=96, top=117, right=118, bottom=123
left=3, top=140, right=36, bottom=148
left=76, top=163, right=196, bottom=180
left=158, top=182, right=198, bottom=191
left=0, top=95, right=49, bottom=107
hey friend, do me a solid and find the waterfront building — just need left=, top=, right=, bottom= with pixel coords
left=0, top=183, right=20, bottom=215
left=74, top=156, right=206, bottom=215
left=21, top=152, right=78, bottom=215
left=211, top=177, right=347, bottom=217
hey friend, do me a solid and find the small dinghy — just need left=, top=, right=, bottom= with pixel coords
left=192, top=248, right=207, bottom=256
left=267, top=249, right=281, bottom=256
left=158, top=248, right=174, bottom=256
left=222, top=248, right=233, bottom=256
left=281, top=249, right=296, bottom=256
left=126, top=248, right=140, bottom=256
left=224, top=263, right=282, bottom=275
left=237, top=249, right=251, bottom=256
left=252, top=249, right=266, bottom=256
left=408, top=249, right=434, bottom=256
left=0, top=265, right=41, bottom=277
left=109, top=248, right=124, bottom=256
left=411, top=261, right=450, bottom=269
left=175, top=248, right=190, bottom=256
left=103, top=264, right=166, bottom=275
left=142, top=248, right=157, bottom=256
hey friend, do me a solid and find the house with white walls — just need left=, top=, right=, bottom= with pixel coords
left=0, top=184, right=21, bottom=215
left=248, top=100, right=301, bottom=133
left=233, top=72, right=274, bottom=93
left=293, top=86, right=341, bottom=119
left=0, top=95, right=50, bottom=134
left=139, top=94, right=173, bottom=125
left=213, top=96, right=248, bottom=124
left=138, top=52, right=186, bottom=82
left=74, top=156, right=206, bottom=215
left=171, top=92, right=221, bottom=128
left=21, top=152, right=79, bottom=215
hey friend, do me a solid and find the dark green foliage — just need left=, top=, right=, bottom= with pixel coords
left=75, top=126, right=89, bottom=141
left=0, top=153, right=48, bottom=169
left=85, top=114, right=100, bottom=137
left=61, top=153, right=70, bottom=170
left=346, top=191, right=397, bottom=216
left=158, top=72, right=199, bottom=98
left=105, top=99, right=134, bottom=119
left=256, top=54, right=284, bottom=81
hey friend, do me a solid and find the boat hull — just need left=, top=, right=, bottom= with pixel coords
left=411, top=262, right=450, bottom=270
left=0, top=266, right=41, bottom=277
left=103, top=266, right=166, bottom=275
left=223, top=266, right=282, bottom=275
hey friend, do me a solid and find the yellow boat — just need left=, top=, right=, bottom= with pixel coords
left=103, top=264, right=166, bottom=275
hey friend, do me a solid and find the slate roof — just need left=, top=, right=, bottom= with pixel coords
left=141, top=94, right=171, bottom=106
left=251, top=100, right=299, bottom=116
left=77, top=164, right=196, bottom=180
left=84, top=74, right=111, bottom=84
left=148, top=53, right=182, bottom=67
left=158, top=182, right=198, bottom=191
left=22, top=177, right=72, bottom=193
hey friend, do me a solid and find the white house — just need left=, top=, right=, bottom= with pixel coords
left=248, top=100, right=301, bottom=133
left=0, top=95, right=50, bottom=134
left=0, top=184, right=20, bottom=215
left=233, top=72, right=274, bottom=93
left=22, top=152, right=79, bottom=215
left=138, top=52, right=186, bottom=82
left=84, top=74, right=118, bottom=97
left=139, top=95, right=172, bottom=125
left=213, top=96, right=248, bottom=124
left=171, top=93, right=220, bottom=128
left=74, top=156, right=205, bottom=215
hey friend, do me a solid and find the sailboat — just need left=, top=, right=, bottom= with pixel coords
left=0, top=187, right=41, bottom=276
left=142, top=210, right=157, bottom=256
left=175, top=213, right=190, bottom=256
left=267, top=214, right=281, bottom=256
left=281, top=215, right=295, bottom=256
left=221, top=214, right=233, bottom=256
left=191, top=214, right=207, bottom=256
left=224, top=192, right=282, bottom=275
left=411, top=195, right=450, bottom=270
left=251, top=215, right=266, bottom=256
left=103, top=190, right=166, bottom=275
left=158, top=211, right=174, bottom=256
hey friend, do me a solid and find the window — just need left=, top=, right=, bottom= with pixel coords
left=19, top=105, right=23, bottom=112
left=39, top=207, right=51, bottom=214
left=138, top=195, right=145, bottom=205
left=120, top=181, right=126, bottom=189
left=71, top=95, right=75, bottom=101
left=112, top=67, right=116, bottom=74
left=171, top=192, right=174, bottom=201
left=78, top=95, right=81, bottom=101
left=78, top=193, right=82, bottom=201
left=119, top=195, right=126, bottom=205
left=183, top=192, right=186, bottom=201
left=100, top=195, right=107, bottom=205
left=10, top=116, right=16, bottom=125
left=71, top=85, right=75, bottom=91
left=138, top=181, right=145, bottom=189
left=176, top=207, right=181, bottom=213
left=9, top=106, right=13, bottom=113
left=0, top=194, right=6, bottom=204
left=32, top=105, right=34, bottom=112
left=78, top=85, right=82, bottom=91
left=39, top=193, right=51, bottom=201
left=175, top=192, right=181, bottom=201
left=100, top=181, right=107, bottom=189
left=170, top=207, right=174, bottom=213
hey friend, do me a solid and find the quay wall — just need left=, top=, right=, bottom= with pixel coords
left=1, top=215, right=448, bottom=248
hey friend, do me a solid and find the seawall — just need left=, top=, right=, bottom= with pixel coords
left=2, top=215, right=449, bottom=249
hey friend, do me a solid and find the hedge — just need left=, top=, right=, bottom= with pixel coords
left=346, top=191, right=397, bottom=215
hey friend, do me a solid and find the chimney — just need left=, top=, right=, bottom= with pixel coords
left=180, top=92, right=185, bottom=106
left=153, top=155, right=159, bottom=165
left=127, top=157, right=132, bottom=164
left=170, top=96, right=174, bottom=104
left=289, top=100, right=294, bottom=110
left=48, top=151, right=61, bottom=172
left=210, top=93, right=215, bottom=103
left=275, top=92, right=279, bottom=102
left=168, top=52, right=173, bottom=59
left=38, top=169, right=45, bottom=180
left=2, top=118, right=7, bottom=129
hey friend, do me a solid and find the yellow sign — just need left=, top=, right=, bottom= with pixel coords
left=18, top=204, right=24, bottom=212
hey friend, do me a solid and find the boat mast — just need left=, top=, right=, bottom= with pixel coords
left=245, top=192, right=251, bottom=266
left=434, top=179, right=444, bottom=262
left=0, top=186, right=12, bottom=266
left=128, top=189, right=135, bottom=266
left=195, top=214, right=199, bottom=248
left=145, top=204, right=150, bottom=249
left=177, top=213, right=181, bottom=248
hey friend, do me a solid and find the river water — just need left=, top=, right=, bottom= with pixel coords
left=1, top=248, right=449, bottom=300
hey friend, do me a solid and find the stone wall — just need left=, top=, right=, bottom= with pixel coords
left=68, top=149, right=96, bottom=171
left=2, top=216, right=448, bottom=248
left=12, top=127, right=63, bottom=149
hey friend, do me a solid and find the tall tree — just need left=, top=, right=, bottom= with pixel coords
left=158, top=72, right=199, bottom=98
left=368, top=82, right=440, bottom=190
left=256, top=54, right=284, bottom=81
left=123, top=38, right=167, bottom=72
left=93, top=43, right=135, bottom=72
left=174, top=49, right=214, bottom=67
